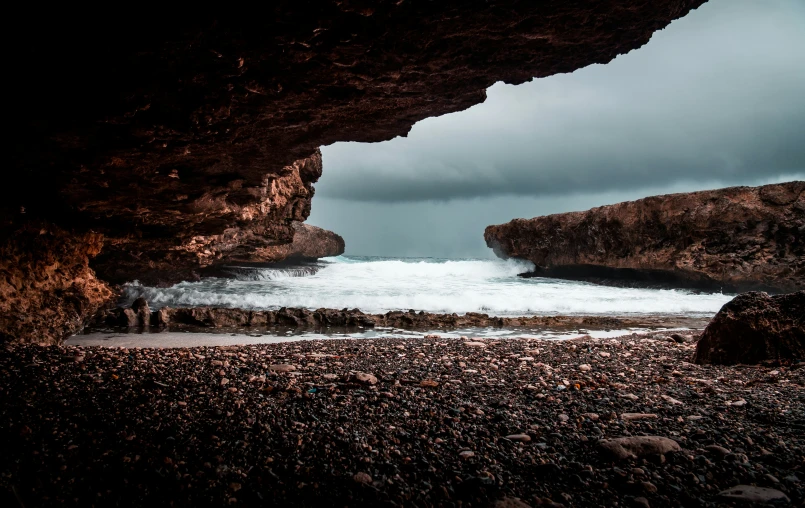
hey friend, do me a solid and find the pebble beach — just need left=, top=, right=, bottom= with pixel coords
left=1, top=332, right=802, bottom=507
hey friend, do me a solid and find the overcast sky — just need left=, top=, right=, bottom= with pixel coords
left=308, top=0, right=805, bottom=258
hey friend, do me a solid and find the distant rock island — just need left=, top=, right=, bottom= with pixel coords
left=485, top=181, right=804, bottom=292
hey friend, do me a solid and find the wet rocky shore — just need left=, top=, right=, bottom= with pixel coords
left=1, top=332, right=802, bottom=507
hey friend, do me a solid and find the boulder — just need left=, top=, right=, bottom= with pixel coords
left=693, top=291, right=805, bottom=365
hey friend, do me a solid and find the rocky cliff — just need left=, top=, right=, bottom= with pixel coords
left=2, top=2, right=707, bottom=342
left=485, top=182, right=804, bottom=292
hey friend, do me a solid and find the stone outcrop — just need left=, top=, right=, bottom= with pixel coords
left=485, top=182, right=805, bottom=292
left=693, top=291, right=805, bottom=365
left=3, top=2, right=708, bottom=342
left=92, top=304, right=696, bottom=333
left=228, top=222, right=346, bottom=264
left=89, top=153, right=324, bottom=286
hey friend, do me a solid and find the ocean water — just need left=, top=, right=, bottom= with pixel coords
left=120, top=256, right=733, bottom=317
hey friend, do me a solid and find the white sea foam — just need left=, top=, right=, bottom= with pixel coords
left=121, top=256, right=733, bottom=317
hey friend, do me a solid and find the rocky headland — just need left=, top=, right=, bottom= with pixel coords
left=2, top=2, right=708, bottom=344
left=484, top=182, right=804, bottom=293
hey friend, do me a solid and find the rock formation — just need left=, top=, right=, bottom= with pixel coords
left=0, top=225, right=113, bottom=343
left=485, top=182, right=804, bottom=292
left=3, top=2, right=708, bottom=342
left=693, top=291, right=804, bottom=365
left=227, top=222, right=346, bottom=264
left=92, top=304, right=695, bottom=333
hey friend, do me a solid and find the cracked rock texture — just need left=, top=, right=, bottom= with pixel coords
left=485, top=182, right=805, bottom=292
left=0, top=225, right=113, bottom=343
left=3, top=1, right=707, bottom=342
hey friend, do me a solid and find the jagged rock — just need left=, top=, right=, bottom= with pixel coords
left=131, top=298, right=151, bottom=327
left=598, top=436, right=681, bottom=460
left=3, top=2, right=707, bottom=343
left=0, top=226, right=112, bottom=344
left=485, top=182, right=804, bottom=292
left=693, top=291, right=805, bottom=365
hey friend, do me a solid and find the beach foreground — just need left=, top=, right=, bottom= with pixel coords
left=1, top=333, right=802, bottom=507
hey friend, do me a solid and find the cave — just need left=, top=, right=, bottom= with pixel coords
left=1, top=2, right=713, bottom=344
left=3, top=3, right=805, bottom=507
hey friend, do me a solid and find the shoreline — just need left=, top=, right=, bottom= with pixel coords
left=2, top=331, right=802, bottom=506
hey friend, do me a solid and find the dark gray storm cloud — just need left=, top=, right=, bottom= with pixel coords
left=315, top=0, right=805, bottom=203
left=308, top=0, right=805, bottom=257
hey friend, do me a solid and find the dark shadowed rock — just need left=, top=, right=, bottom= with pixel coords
left=485, top=182, right=804, bottom=292
left=693, top=291, right=805, bottom=365
left=131, top=298, right=151, bottom=327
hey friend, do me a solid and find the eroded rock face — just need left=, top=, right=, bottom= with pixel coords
left=89, top=153, right=323, bottom=286
left=3, top=2, right=708, bottom=341
left=485, top=182, right=805, bottom=292
left=693, top=291, right=805, bottom=365
left=0, top=225, right=112, bottom=344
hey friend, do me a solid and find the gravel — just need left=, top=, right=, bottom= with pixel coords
left=1, top=331, right=803, bottom=506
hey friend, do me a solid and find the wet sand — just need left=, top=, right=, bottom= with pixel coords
left=1, top=332, right=802, bottom=507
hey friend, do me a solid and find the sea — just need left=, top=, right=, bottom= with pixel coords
left=67, top=256, right=736, bottom=347
left=119, top=255, right=732, bottom=317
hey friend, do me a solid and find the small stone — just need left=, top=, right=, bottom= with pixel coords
left=598, top=436, right=681, bottom=460
left=558, top=414, right=570, bottom=422
left=671, top=333, right=687, bottom=343
left=661, top=394, right=684, bottom=405
left=583, top=413, right=599, bottom=421
left=579, top=364, right=591, bottom=372
left=642, top=481, right=657, bottom=493
left=459, top=450, right=475, bottom=459
left=420, top=379, right=439, bottom=387
left=353, top=472, right=373, bottom=484
left=464, top=342, right=486, bottom=347
left=269, top=364, right=295, bottom=373
left=495, top=498, right=532, bottom=508
left=354, top=372, right=377, bottom=384
left=727, top=399, right=747, bottom=407
left=622, top=413, right=658, bottom=421
left=505, top=434, right=531, bottom=442
left=704, top=445, right=730, bottom=457
left=718, top=485, right=790, bottom=504
left=632, top=497, right=650, bottom=508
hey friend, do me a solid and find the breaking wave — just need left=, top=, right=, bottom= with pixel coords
left=121, top=255, right=733, bottom=317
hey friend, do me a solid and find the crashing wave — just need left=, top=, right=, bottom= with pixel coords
left=221, top=266, right=320, bottom=281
